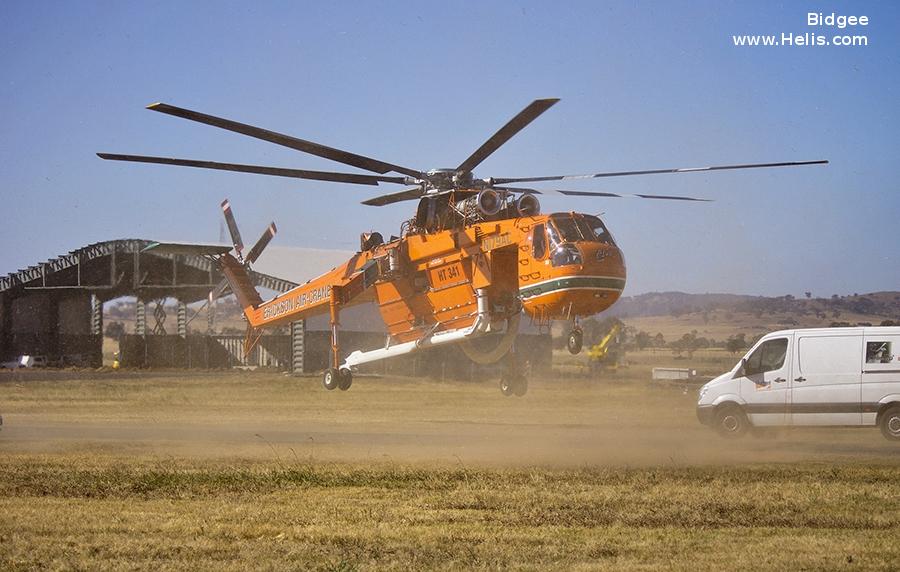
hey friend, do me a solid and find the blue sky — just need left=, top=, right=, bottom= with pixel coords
left=1, top=1, right=897, bottom=297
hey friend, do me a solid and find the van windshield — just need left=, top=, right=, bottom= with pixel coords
left=744, top=338, right=788, bottom=375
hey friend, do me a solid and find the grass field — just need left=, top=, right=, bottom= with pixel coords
left=1, top=365, right=898, bottom=570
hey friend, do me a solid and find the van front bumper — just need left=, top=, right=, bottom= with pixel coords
left=696, top=404, right=715, bottom=426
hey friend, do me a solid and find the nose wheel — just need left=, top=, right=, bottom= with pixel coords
left=566, top=327, right=584, bottom=354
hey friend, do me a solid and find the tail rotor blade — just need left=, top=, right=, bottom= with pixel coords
left=221, top=199, right=244, bottom=256
left=246, top=222, right=277, bottom=264
left=210, top=278, right=230, bottom=302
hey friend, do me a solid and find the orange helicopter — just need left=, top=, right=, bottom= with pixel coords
left=99, top=99, right=826, bottom=395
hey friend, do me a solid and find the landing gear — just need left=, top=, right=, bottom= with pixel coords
left=338, top=368, right=353, bottom=391
left=500, top=373, right=528, bottom=397
left=322, top=368, right=340, bottom=391
left=323, top=368, right=353, bottom=391
left=500, top=348, right=528, bottom=397
left=567, top=327, right=583, bottom=355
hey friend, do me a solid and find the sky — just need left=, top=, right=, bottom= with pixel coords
left=1, top=0, right=898, bottom=297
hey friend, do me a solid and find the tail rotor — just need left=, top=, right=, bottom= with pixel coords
left=210, top=199, right=277, bottom=302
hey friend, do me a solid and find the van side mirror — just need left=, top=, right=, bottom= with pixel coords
left=734, top=358, right=747, bottom=379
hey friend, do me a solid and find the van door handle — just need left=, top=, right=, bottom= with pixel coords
left=794, top=376, right=806, bottom=383
left=773, top=377, right=786, bottom=383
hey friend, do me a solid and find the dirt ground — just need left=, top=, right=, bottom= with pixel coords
left=1, top=368, right=897, bottom=467
left=1, top=367, right=898, bottom=570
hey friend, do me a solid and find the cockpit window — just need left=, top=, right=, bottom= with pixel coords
left=581, top=215, right=615, bottom=245
left=532, top=223, right=546, bottom=259
left=549, top=214, right=615, bottom=245
left=547, top=217, right=583, bottom=266
left=550, top=216, right=584, bottom=242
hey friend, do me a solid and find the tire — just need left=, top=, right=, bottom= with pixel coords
left=714, top=404, right=749, bottom=438
left=322, top=368, right=340, bottom=391
left=879, top=405, right=900, bottom=441
left=567, top=329, right=583, bottom=355
left=337, top=369, right=353, bottom=391
left=512, top=376, right=528, bottom=397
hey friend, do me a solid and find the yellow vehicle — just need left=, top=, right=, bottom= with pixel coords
left=587, top=321, right=623, bottom=370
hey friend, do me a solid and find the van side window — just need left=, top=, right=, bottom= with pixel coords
left=866, top=341, right=893, bottom=364
left=532, top=224, right=546, bottom=259
left=745, top=338, right=788, bottom=375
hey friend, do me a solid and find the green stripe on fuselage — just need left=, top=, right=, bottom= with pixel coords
left=519, top=276, right=625, bottom=299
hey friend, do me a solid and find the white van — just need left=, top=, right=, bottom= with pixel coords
left=697, top=327, right=900, bottom=440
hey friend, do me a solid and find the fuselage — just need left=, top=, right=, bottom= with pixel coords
left=238, top=210, right=625, bottom=339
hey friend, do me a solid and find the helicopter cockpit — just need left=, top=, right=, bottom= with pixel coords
left=538, top=213, right=618, bottom=267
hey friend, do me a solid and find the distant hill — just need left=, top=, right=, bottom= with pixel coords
left=591, top=291, right=900, bottom=347
left=602, top=291, right=900, bottom=321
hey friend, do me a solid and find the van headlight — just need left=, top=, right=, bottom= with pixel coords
left=698, top=385, right=709, bottom=399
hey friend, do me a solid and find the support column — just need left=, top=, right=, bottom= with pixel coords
left=291, top=320, right=306, bottom=373
left=135, top=299, right=146, bottom=336
left=90, top=294, right=103, bottom=336
left=0, top=293, right=10, bottom=358
left=151, top=298, right=167, bottom=335
left=177, top=300, right=187, bottom=337
left=207, top=298, right=216, bottom=334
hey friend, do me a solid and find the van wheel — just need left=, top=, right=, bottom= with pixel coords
left=879, top=406, right=900, bottom=441
left=714, top=405, right=749, bottom=438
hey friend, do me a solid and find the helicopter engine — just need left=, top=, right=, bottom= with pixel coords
left=515, top=193, right=541, bottom=217
left=452, top=189, right=503, bottom=222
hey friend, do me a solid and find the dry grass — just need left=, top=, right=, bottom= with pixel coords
left=1, top=368, right=898, bottom=570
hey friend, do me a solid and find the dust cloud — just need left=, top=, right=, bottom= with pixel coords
left=1, top=370, right=897, bottom=468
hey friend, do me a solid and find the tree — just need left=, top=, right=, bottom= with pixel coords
left=805, top=291, right=812, bottom=299
left=105, top=321, right=125, bottom=340
left=671, top=332, right=700, bottom=359
left=634, top=331, right=652, bottom=351
left=726, top=333, right=747, bottom=355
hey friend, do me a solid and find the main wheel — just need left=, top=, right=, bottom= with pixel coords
left=322, top=368, right=340, bottom=391
left=338, top=369, right=353, bottom=391
left=714, top=405, right=749, bottom=438
left=567, top=329, right=583, bottom=355
left=512, top=376, right=528, bottom=397
left=879, top=405, right=900, bottom=441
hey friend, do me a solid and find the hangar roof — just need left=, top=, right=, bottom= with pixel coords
left=0, top=238, right=298, bottom=303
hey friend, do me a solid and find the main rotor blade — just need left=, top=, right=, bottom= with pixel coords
left=492, top=159, right=829, bottom=184
left=246, top=222, right=277, bottom=265
left=220, top=199, right=244, bottom=255
left=146, top=103, right=424, bottom=178
left=456, top=98, right=560, bottom=174
left=495, top=186, right=712, bottom=202
left=98, top=153, right=410, bottom=186
left=361, top=186, right=426, bottom=207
